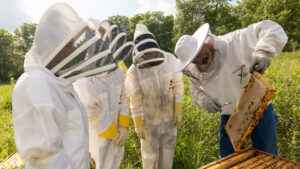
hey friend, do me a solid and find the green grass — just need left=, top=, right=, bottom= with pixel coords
left=265, top=50, right=300, bottom=162
left=0, top=83, right=16, bottom=163
left=0, top=50, right=299, bottom=168
left=121, top=50, right=300, bottom=169
left=0, top=84, right=13, bottom=98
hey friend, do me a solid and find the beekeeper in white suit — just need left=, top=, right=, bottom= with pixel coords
left=175, top=20, right=288, bottom=158
left=12, top=3, right=120, bottom=169
left=126, top=24, right=184, bottom=169
left=73, top=19, right=133, bottom=169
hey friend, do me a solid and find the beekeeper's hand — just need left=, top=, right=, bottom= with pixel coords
left=112, top=126, right=128, bottom=147
left=203, top=96, right=222, bottom=113
left=249, top=50, right=270, bottom=74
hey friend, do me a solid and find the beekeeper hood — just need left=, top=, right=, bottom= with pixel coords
left=132, top=24, right=165, bottom=69
left=83, top=18, right=133, bottom=76
left=175, top=23, right=227, bottom=85
left=25, top=3, right=132, bottom=82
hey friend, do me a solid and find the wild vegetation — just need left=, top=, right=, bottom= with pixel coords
left=1, top=51, right=299, bottom=168
left=119, top=50, right=300, bottom=169
left=0, top=0, right=299, bottom=168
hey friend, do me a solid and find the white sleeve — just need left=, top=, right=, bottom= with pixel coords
left=117, top=69, right=130, bottom=128
left=119, top=70, right=129, bottom=117
left=189, top=79, right=207, bottom=110
left=73, top=78, right=114, bottom=137
left=168, top=53, right=184, bottom=101
left=73, top=78, right=102, bottom=118
left=252, top=20, right=288, bottom=56
left=12, top=81, right=71, bottom=169
left=126, top=66, right=143, bottom=118
left=223, top=20, right=288, bottom=59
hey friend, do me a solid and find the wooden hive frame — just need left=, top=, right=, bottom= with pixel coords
left=225, top=71, right=275, bottom=152
left=199, top=148, right=300, bottom=169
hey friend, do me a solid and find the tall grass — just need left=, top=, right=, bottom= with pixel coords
left=120, top=50, right=300, bottom=168
left=265, top=50, right=300, bottom=162
left=0, top=50, right=299, bottom=168
left=0, top=82, right=16, bottom=162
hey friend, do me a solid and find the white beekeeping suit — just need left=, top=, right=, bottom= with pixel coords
left=175, top=20, right=288, bottom=115
left=73, top=19, right=133, bottom=169
left=73, top=68, right=129, bottom=169
left=175, top=20, right=288, bottom=157
left=126, top=24, right=184, bottom=169
left=12, top=3, right=120, bottom=169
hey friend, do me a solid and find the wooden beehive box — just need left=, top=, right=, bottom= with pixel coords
left=225, top=71, right=275, bottom=152
left=199, top=148, right=300, bottom=169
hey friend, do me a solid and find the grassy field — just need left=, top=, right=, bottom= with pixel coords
left=0, top=83, right=16, bottom=163
left=0, top=50, right=299, bottom=168
left=122, top=50, right=300, bottom=168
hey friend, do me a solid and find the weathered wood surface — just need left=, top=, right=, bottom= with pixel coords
left=207, top=150, right=255, bottom=169
left=199, top=148, right=300, bottom=169
left=230, top=154, right=266, bottom=169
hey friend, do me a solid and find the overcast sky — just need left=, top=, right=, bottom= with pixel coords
left=0, top=0, right=177, bottom=32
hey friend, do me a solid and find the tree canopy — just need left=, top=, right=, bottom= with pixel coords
left=0, top=0, right=299, bottom=82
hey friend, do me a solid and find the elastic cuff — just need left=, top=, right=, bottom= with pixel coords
left=133, top=115, right=143, bottom=127
left=118, top=114, right=130, bottom=128
left=175, top=102, right=182, bottom=113
left=99, top=122, right=117, bottom=139
left=254, top=50, right=270, bottom=56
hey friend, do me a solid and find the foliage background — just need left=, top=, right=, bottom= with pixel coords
left=0, top=0, right=299, bottom=168
left=118, top=51, right=300, bottom=169
left=1, top=51, right=299, bottom=168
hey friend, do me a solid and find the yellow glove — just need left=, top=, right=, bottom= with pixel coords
left=174, top=101, right=182, bottom=126
left=133, top=116, right=147, bottom=139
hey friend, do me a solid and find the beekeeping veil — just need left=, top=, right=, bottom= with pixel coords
left=132, top=24, right=165, bottom=69
left=29, top=3, right=133, bottom=81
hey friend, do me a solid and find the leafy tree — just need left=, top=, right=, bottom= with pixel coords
left=11, top=23, right=37, bottom=79
left=14, top=23, right=37, bottom=55
left=0, top=29, right=16, bottom=82
left=129, top=11, right=175, bottom=53
left=108, top=15, right=130, bottom=38
left=202, top=0, right=241, bottom=35
left=173, top=0, right=202, bottom=45
left=109, top=12, right=174, bottom=66
left=240, top=0, right=300, bottom=51
left=173, top=0, right=241, bottom=45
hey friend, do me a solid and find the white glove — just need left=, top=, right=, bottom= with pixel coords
left=112, top=126, right=128, bottom=147
left=203, top=96, right=222, bottom=113
left=249, top=50, right=270, bottom=74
